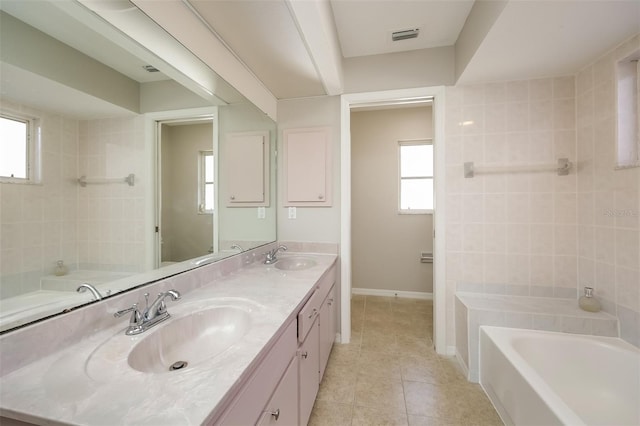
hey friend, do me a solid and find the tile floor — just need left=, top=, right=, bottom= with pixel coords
left=308, top=295, right=503, bottom=426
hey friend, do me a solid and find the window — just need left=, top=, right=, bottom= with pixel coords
left=615, top=52, right=640, bottom=169
left=0, top=112, right=39, bottom=183
left=399, top=140, right=433, bottom=213
left=198, top=151, right=214, bottom=213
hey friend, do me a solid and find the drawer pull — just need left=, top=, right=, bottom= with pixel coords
left=308, top=308, right=317, bottom=319
left=270, top=409, right=280, bottom=421
left=301, top=351, right=308, bottom=359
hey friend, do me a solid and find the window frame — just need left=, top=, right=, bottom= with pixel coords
left=197, top=150, right=214, bottom=214
left=0, top=110, right=41, bottom=184
left=398, top=139, right=434, bottom=215
left=615, top=51, right=640, bottom=170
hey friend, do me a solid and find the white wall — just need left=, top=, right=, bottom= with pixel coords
left=351, top=106, right=434, bottom=294
left=277, top=96, right=342, bottom=243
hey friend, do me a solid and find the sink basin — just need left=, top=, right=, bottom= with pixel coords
left=127, top=306, right=251, bottom=373
left=274, top=256, right=317, bottom=271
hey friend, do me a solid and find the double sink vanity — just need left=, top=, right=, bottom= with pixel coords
left=0, top=246, right=338, bottom=426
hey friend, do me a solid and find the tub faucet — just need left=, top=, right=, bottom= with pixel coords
left=77, top=283, right=103, bottom=301
left=264, top=245, right=287, bottom=264
left=114, top=290, right=181, bottom=335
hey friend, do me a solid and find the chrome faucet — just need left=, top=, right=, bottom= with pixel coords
left=264, top=245, right=287, bottom=264
left=230, top=244, right=244, bottom=252
left=114, top=290, right=181, bottom=335
left=77, top=283, right=103, bottom=301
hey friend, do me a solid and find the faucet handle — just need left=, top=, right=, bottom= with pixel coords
left=114, top=303, right=142, bottom=326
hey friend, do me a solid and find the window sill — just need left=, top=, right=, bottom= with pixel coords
left=398, top=209, right=433, bottom=215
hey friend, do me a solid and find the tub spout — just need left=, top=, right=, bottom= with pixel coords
left=77, top=283, right=103, bottom=301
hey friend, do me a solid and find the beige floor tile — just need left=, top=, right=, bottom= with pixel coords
left=316, top=371, right=357, bottom=404
left=352, top=405, right=409, bottom=426
left=308, top=400, right=353, bottom=426
left=354, top=374, right=406, bottom=412
left=312, top=295, right=502, bottom=426
left=356, top=349, right=403, bottom=379
left=361, top=329, right=398, bottom=353
left=407, top=415, right=462, bottom=426
left=396, top=335, right=433, bottom=357
left=400, top=356, right=450, bottom=385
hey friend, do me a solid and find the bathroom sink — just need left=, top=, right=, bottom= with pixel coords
left=127, top=306, right=252, bottom=373
left=274, top=256, right=317, bottom=271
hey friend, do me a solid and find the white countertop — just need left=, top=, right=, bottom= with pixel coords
left=0, top=253, right=337, bottom=426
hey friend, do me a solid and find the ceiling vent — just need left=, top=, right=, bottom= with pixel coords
left=392, top=28, right=420, bottom=42
left=142, top=65, right=160, bottom=73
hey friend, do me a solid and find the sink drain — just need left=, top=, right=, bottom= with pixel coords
left=169, top=360, right=188, bottom=371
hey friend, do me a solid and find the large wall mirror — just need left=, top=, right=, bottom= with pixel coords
left=0, top=0, right=277, bottom=332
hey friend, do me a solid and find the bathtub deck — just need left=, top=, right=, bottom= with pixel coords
left=456, top=293, right=618, bottom=382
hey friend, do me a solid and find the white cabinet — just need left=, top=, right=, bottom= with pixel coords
left=212, top=263, right=336, bottom=426
left=319, top=285, right=336, bottom=380
left=282, top=127, right=331, bottom=207
left=298, top=317, right=320, bottom=426
left=217, top=321, right=296, bottom=425
left=257, top=357, right=299, bottom=426
left=224, top=131, right=270, bottom=207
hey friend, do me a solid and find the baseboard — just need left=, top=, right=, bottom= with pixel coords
left=455, top=349, right=471, bottom=381
left=351, top=288, right=433, bottom=300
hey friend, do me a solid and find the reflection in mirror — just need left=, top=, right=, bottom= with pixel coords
left=159, top=119, right=215, bottom=265
left=0, top=1, right=276, bottom=332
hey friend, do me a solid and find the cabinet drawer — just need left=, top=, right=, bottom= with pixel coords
left=217, top=321, right=297, bottom=426
left=314, top=264, right=336, bottom=303
left=297, top=290, right=322, bottom=342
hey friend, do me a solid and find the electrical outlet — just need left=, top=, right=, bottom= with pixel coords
left=257, top=206, right=266, bottom=219
left=288, top=206, right=297, bottom=219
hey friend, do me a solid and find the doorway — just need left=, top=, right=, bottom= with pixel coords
left=155, top=117, right=216, bottom=267
left=350, top=104, right=434, bottom=300
left=340, top=87, right=446, bottom=354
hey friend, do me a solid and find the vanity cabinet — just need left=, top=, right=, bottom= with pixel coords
left=213, top=263, right=336, bottom=426
left=257, top=357, right=299, bottom=426
left=216, top=321, right=297, bottom=425
left=282, top=127, right=332, bottom=207
left=298, top=317, right=320, bottom=425
left=319, top=285, right=336, bottom=379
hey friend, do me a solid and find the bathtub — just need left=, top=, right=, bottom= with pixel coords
left=479, top=326, right=640, bottom=426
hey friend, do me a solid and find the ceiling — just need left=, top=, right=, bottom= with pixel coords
left=2, top=0, right=639, bottom=115
left=183, top=0, right=640, bottom=99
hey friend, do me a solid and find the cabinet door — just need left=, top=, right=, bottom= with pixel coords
left=283, top=127, right=331, bottom=206
left=258, top=357, right=299, bottom=426
left=298, top=317, right=320, bottom=426
left=224, top=131, right=269, bottom=206
left=319, top=285, right=335, bottom=380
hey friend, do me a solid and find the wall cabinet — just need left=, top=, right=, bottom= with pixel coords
left=214, top=264, right=336, bottom=426
left=282, top=127, right=332, bottom=207
left=224, top=131, right=270, bottom=207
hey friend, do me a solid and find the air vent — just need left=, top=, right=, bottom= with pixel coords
left=142, top=65, right=160, bottom=73
left=392, top=28, right=420, bottom=42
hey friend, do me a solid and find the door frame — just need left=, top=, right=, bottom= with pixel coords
left=340, top=87, right=447, bottom=354
left=145, top=106, right=219, bottom=268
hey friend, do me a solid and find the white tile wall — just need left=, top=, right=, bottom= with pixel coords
left=0, top=104, right=149, bottom=299
left=0, top=104, right=79, bottom=298
left=448, top=34, right=640, bottom=349
left=445, top=75, right=578, bottom=306
left=576, top=34, right=640, bottom=347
